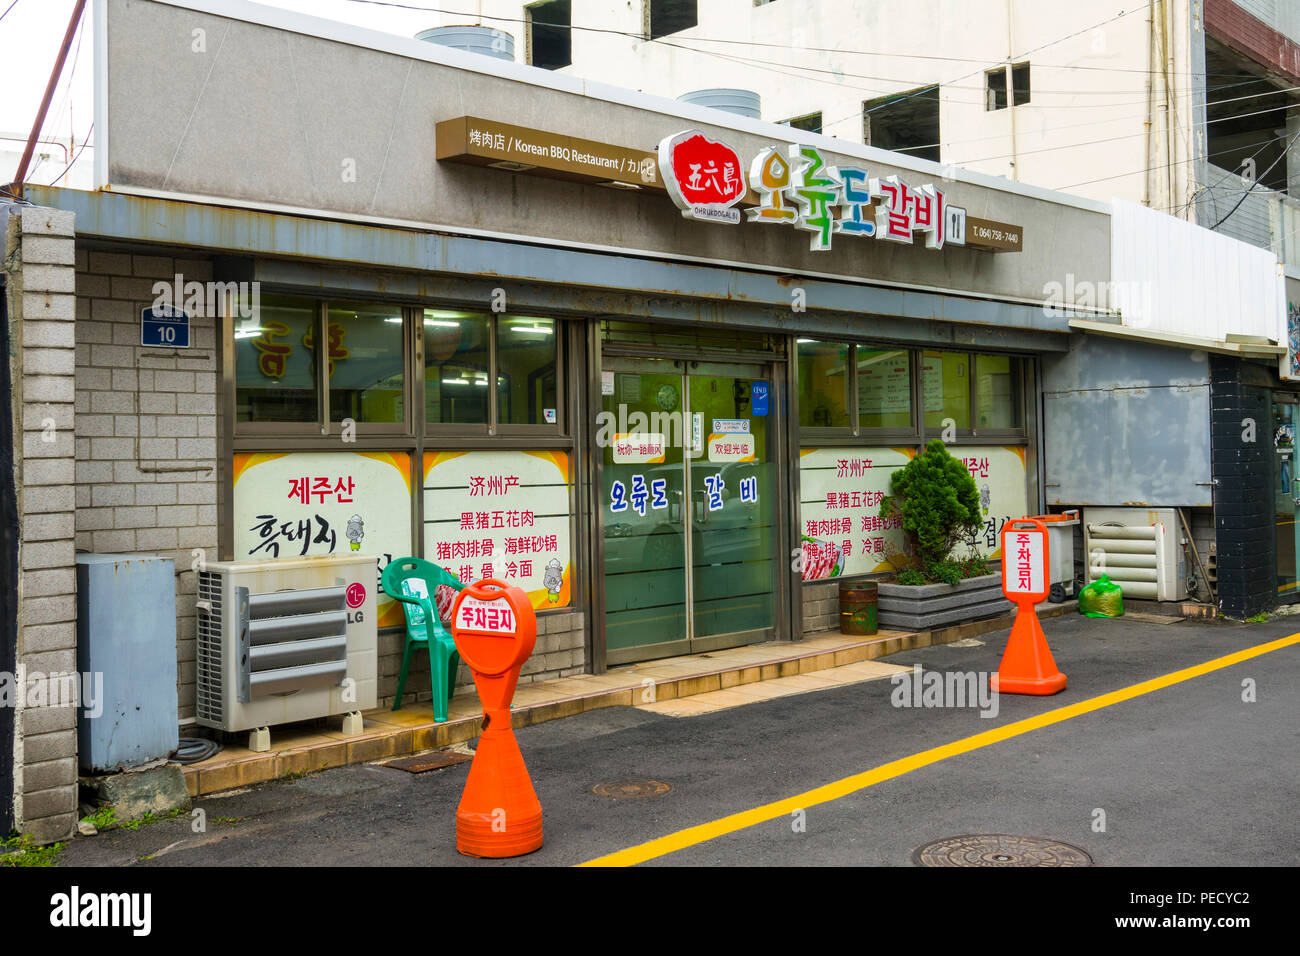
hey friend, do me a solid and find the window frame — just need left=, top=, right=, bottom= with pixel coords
left=985, top=62, right=1030, bottom=111
left=231, top=295, right=567, bottom=441
left=922, top=348, right=1028, bottom=443
left=422, top=310, right=565, bottom=439
left=795, top=337, right=1029, bottom=447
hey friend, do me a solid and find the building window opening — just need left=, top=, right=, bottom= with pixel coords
left=985, top=69, right=1006, bottom=111
left=648, top=0, right=698, bottom=40
left=783, top=112, right=823, bottom=133
left=1012, top=63, right=1030, bottom=106
left=863, top=85, right=940, bottom=162
left=985, top=64, right=1029, bottom=111
left=528, top=0, right=571, bottom=70
left=1204, top=36, right=1293, bottom=198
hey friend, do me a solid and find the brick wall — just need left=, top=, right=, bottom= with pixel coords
left=7, top=206, right=80, bottom=843
left=73, top=249, right=219, bottom=721
left=802, top=580, right=839, bottom=633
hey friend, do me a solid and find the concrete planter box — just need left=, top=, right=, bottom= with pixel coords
left=877, top=572, right=1011, bottom=631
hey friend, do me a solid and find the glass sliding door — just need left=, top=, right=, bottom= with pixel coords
left=687, top=370, right=776, bottom=645
left=600, top=358, right=779, bottom=664
left=601, top=360, right=690, bottom=657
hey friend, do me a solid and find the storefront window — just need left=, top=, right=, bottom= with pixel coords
left=235, top=294, right=320, bottom=423
left=798, top=339, right=850, bottom=428
left=857, top=348, right=912, bottom=429
left=923, top=350, right=971, bottom=430
left=424, top=311, right=491, bottom=425
left=975, top=354, right=1023, bottom=429
left=498, top=316, right=558, bottom=426
left=326, top=301, right=405, bottom=424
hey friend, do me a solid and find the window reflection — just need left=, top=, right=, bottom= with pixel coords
left=327, top=301, right=405, bottom=424
left=424, top=311, right=490, bottom=425
left=235, top=294, right=319, bottom=423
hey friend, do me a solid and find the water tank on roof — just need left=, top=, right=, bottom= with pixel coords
left=677, top=88, right=761, bottom=119
left=416, top=25, right=515, bottom=61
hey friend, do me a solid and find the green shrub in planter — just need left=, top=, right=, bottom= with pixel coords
left=881, top=439, right=983, bottom=570
left=924, top=559, right=963, bottom=586
left=895, top=568, right=926, bottom=586
left=958, top=554, right=991, bottom=579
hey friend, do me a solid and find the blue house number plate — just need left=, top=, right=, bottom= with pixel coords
left=140, top=306, right=191, bottom=348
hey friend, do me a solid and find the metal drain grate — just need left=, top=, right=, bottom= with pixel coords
left=592, top=779, right=672, bottom=799
left=912, top=834, right=1093, bottom=867
left=381, top=751, right=474, bottom=774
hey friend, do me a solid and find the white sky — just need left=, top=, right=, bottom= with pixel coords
left=0, top=0, right=462, bottom=185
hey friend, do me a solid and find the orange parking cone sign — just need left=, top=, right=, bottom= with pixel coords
left=992, top=519, right=1067, bottom=696
left=450, top=579, right=544, bottom=858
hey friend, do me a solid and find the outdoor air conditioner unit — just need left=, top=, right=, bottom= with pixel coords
left=1083, top=507, right=1187, bottom=602
left=195, top=555, right=378, bottom=750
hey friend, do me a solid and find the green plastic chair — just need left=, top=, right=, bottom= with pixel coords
left=380, top=557, right=465, bottom=722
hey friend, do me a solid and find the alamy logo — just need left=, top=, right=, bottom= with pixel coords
left=49, top=887, right=152, bottom=936
left=151, top=273, right=259, bottom=319
left=0, top=667, right=102, bottom=718
left=890, top=664, right=999, bottom=718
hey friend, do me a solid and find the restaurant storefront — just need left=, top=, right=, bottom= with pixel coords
left=5, top=0, right=1125, bottom=840
left=63, top=0, right=1108, bottom=687
left=217, top=285, right=1037, bottom=672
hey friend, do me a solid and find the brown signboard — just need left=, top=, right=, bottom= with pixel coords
left=436, top=116, right=663, bottom=192
left=965, top=217, right=1024, bottom=252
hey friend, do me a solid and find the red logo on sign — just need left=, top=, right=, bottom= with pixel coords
left=658, top=129, right=746, bottom=223
left=346, top=582, right=366, bottom=608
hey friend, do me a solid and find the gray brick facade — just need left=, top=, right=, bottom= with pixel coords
left=6, top=206, right=80, bottom=844
left=73, top=251, right=219, bottom=722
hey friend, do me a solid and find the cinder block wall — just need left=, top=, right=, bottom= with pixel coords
left=72, top=249, right=219, bottom=721
left=7, top=206, right=80, bottom=843
left=802, top=581, right=839, bottom=633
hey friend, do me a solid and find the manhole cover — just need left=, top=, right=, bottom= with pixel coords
left=912, top=834, right=1092, bottom=867
left=592, top=779, right=671, bottom=799
left=380, top=751, right=473, bottom=774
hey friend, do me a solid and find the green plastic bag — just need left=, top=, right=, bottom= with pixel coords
left=1078, top=574, right=1125, bottom=618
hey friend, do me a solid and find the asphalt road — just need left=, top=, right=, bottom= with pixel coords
left=59, top=613, right=1300, bottom=867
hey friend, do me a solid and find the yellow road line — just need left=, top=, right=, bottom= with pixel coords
left=578, top=632, right=1300, bottom=867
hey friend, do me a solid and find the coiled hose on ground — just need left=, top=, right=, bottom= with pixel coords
left=172, top=737, right=221, bottom=764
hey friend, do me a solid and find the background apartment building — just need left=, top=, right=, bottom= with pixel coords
left=440, top=0, right=1299, bottom=266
